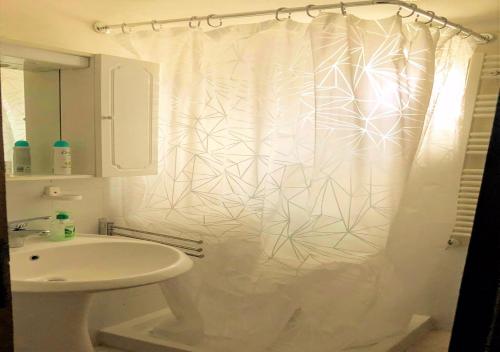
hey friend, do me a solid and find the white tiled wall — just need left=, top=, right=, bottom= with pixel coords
left=6, top=178, right=106, bottom=233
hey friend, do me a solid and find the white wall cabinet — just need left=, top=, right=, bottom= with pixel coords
left=1, top=41, right=160, bottom=180
left=94, top=55, right=159, bottom=177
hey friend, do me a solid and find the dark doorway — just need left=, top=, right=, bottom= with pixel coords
left=450, top=92, right=500, bottom=351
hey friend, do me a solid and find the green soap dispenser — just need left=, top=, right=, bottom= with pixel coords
left=49, top=211, right=76, bottom=241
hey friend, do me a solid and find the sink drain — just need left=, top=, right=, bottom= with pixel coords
left=46, top=277, right=67, bottom=282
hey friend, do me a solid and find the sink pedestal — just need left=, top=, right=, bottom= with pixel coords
left=10, top=235, right=196, bottom=351
left=13, top=292, right=94, bottom=352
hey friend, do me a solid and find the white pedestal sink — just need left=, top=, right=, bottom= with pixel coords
left=10, top=234, right=202, bottom=352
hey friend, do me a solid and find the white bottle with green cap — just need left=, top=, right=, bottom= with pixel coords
left=53, top=140, right=71, bottom=175
left=13, top=140, right=31, bottom=175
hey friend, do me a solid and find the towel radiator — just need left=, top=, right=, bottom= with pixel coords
left=448, top=52, right=499, bottom=247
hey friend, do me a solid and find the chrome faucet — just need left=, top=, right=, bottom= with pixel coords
left=8, top=216, right=52, bottom=248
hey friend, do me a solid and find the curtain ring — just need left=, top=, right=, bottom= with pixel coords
left=305, top=4, right=319, bottom=18
left=454, top=25, right=463, bottom=36
left=207, top=14, right=222, bottom=27
left=396, top=4, right=417, bottom=18
left=121, top=23, right=131, bottom=34
left=189, top=16, right=201, bottom=29
left=436, top=17, right=448, bottom=29
left=423, top=11, right=435, bottom=25
left=151, top=20, right=161, bottom=32
left=414, top=14, right=420, bottom=23
left=275, top=7, right=291, bottom=21
left=340, top=2, right=347, bottom=16
left=461, top=31, right=473, bottom=39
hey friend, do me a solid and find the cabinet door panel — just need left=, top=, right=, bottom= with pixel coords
left=96, top=55, right=158, bottom=177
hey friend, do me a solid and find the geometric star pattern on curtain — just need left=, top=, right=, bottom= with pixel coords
left=116, top=14, right=434, bottom=268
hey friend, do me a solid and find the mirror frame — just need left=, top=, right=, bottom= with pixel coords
left=0, top=66, right=14, bottom=352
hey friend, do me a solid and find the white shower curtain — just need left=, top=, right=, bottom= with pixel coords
left=112, top=13, right=475, bottom=351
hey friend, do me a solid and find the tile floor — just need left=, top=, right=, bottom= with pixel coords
left=406, top=330, right=451, bottom=352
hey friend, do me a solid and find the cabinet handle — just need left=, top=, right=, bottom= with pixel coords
left=102, top=116, right=113, bottom=120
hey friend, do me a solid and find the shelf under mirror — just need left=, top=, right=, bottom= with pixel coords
left=6, top=174, right=94, bottom=182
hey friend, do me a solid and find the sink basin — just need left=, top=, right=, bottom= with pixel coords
left=10, top=234, right=193, bottom=292
left=10, top=234, right=201, bottom=352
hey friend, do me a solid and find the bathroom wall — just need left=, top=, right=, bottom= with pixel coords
left=6, top=178, right=105, bottom=233
left=1, top=0, right=498, bottom=332
left=0, top=0, right=497, bottom=57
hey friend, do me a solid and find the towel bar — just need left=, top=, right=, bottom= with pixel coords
left=98, top=218, right=204, bottom=258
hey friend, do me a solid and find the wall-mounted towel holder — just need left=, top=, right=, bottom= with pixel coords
left=98, top=218, right=204, bottom=258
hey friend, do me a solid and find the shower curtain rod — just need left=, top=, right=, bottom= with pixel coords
left=93, top=0, right=493, bottom=43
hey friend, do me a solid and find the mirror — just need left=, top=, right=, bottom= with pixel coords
left=1, top=66, right=61, bottom=175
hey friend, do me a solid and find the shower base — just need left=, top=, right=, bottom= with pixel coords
left=98, top=310, right=432, bottom=352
